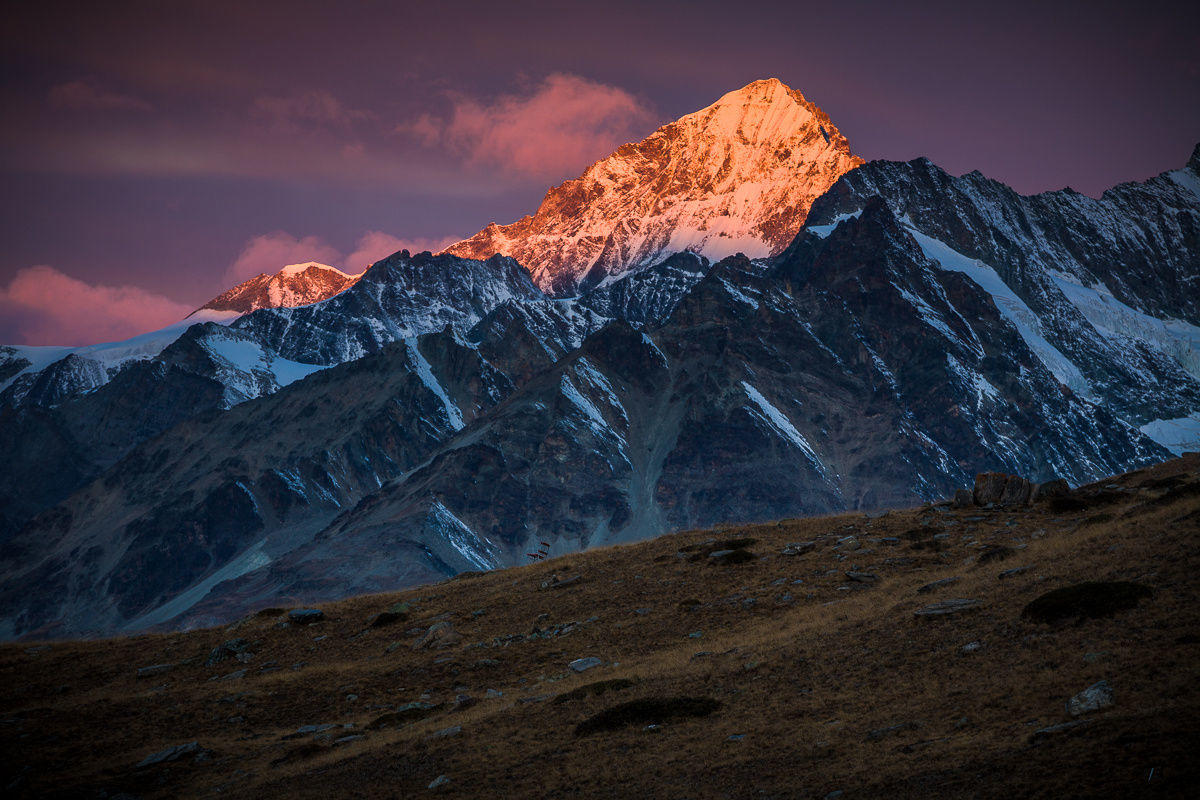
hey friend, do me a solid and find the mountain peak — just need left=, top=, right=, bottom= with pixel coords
left=278, top=261, right=356, bottom=278
left=193, top=262, right=361, bottom=317
left=715, top=77, right=800, bottom=103
left=444, top=80, right=863, bottom=294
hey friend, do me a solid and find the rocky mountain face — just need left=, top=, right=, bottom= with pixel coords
left=0, top=310, right=239, bottom=410
left=3, top=142, right=1196, bottom=638
left=0, top=323, right=326, bottom=543
left=192, top=262, right=361, bottom=315
left=0, top=77, right=1196, bottom=640
left=444, top=78, right=863, bottom=294
left=0, top=251, right=558, bottom=546
left=228, top=251, right=549, bottom=365
left=803, top=149, right=1200, bottom=435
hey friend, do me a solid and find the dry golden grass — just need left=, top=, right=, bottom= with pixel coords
left=2, top=455, right=1198, bottom=799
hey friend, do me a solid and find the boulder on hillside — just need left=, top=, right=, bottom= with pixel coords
left=973, top=473, right=1035, bottom=506
left=1067, top=680, right=1115, bottom=716
left=1032, top=478, right=1070, bottom=501
left=1022, top=582, right=1153, bottom=624
left=288, top=608, right=325, bottom=625
left=413, top=621, right=463, bottom=650
left=960, top=473, right=1070, bottom=508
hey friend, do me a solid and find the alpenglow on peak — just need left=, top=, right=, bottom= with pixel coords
left=193, top=262, right=363, bottom=316
left=444, top=78, right=863, bottom=294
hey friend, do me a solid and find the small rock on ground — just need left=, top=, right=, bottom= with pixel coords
left=569, top=657, right=603, bottom=673
left=917, top=576, right=961, bottom=594
left=540, top=574, right=582, bottom=590
left=413, top=621, right=463, bottom=650
left=136, top=741, right=204, bottom=769
left=913, top=598, right=980, bottom=617
left=1067, top=680, right=1114, bottom=716
left=137, top=663, right=173, bottom=678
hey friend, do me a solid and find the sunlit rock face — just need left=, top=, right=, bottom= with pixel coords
left=194, top=262, right=362, bottom=315
left=444, top=78, right=863, bottom=294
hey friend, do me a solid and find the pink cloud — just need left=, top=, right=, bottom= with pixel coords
left=47, top=80, right=151, bottom=112
left=402, top=73, right=655, bottom=179
left=226, top=232, right=343, bottom=284
left=0, top=266, right=192, bottom=346
left=343, top=231, right=463, bottom=272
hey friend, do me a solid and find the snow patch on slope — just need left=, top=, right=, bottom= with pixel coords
left=573, top=358, right=627, bottom=421
left=202, top=333, right=325, bottom=401
left=892, top=282, right=967, bottom=348
left=406, top=339, right=464, bottom=430
left=741, top=381, right=826, bottom=475
left=1048, top=270, right=1200, bottom=380
left=946, top=353, right=1001, bottom=409
left=805, top=210, right=863, bottom=238
left=1139, top=412, right=1200, bottom=456
left=1168, top=168, right=1200, bottom=201
left=906, top=225, right=1092, bottom=395
left=430, top=500, right=499, bottom=570
left=559, top=373, right=610, bottom=432
left=642, top=333, right=668, bottom=365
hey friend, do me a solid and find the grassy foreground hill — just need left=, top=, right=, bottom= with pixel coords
left=2, top=456, right=1198, bottom=799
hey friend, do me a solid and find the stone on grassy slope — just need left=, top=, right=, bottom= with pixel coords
left=973, top=473, right=1036, bottom=507
left=917, top=577, right=961, bottom=594
left=136, top=663, right=174, bottom=678
left=1067, top=680, right=1115, bottom=716
left=136, top=741, right=206, bottom=769
left=708, top=548, right=756, bottom=565
left=413, top=621, right=463, bottom=650
left=913, top=598, right=980, bottom=617
left=540, top=574, right=582, bottom=590
left=1022, top=582, right=1153, bottom=624
left=205, top=638, right=251, bottom=667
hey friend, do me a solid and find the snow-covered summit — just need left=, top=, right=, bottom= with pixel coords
left=444, top=78, right=863, bottom=294
left=195, top=261, right=362, bottom=316
left=279, top=261, right=355, bottom=278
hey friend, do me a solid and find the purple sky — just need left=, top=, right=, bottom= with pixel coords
left=2, top=0, right=1198, bottom=344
